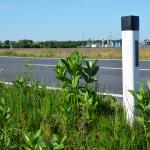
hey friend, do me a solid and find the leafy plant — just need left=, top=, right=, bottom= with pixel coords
left=13, top=76, right=30, bottom=96
left=23, top=130, right=48, bottom=150
left=56, top=51, right=99, bottom=94
left=79, top=92, right=98, bottom=124
left=56, top=51, right=83, bottom=93
left=0, top=97, right=12, bottom=148
left=50, top=134, right=66, bottom=150
left=130, top=81, right=150, bottom=128
left=82, top=60, right=99, bottom=92
left=56, top=51, right=99, bottom=127
left=130, top=81, right=150, bottom=149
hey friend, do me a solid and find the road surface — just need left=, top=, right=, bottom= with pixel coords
left=0, top=56, right=150, bottom=95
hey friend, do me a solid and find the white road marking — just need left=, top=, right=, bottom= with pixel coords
left=0, top=56, right=121, bottom=61
left=101, top=67, right=150, bottom=71
left=100, top=67, right=122, bottom=70
left=98, top=92, right=123, bottom=98
left=27, top=64, right=56, bottom=67
left=0, top=81, right=13, bottom=85
left=1, top=55, right=150, bottom=62
left=0, top=81, right=123, bottom=99
left=27, top=64, right=123, bottom=70
left=27, top=64, right=150, bottom=71
left=140, top=68, right=150, bottom=71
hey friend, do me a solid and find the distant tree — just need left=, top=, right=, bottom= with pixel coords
left=39, top=42, right=45, bottom=48
left=0, top=41, right=3, bottom=48
left=114, top=40, right=119, bottom=44
left=104, top=40, right=107, bottom=45
left=17, top=40, right=33, bottom=48
left=3, top=40, right=10, bottom=48
left=10, top=41, right=16, bottom=48
left=32, top=42, right=41, bottom=48
left=95, top=40, right=102, bottom=45
left=0, top=39, right=122, bottom=49
left=49, top=41, right=58, bottom=48
left=44, top=41, right=51, bottom=48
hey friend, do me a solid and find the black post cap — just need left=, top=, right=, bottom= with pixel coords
left=121, top=16, right=139, bottom=31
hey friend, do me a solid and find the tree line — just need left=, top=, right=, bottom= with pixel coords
left=0, top=39, right=121, bottom=49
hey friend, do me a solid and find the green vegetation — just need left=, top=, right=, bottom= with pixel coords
left=0, top=51, right=150, bottom=149
left=0, top=48, right=122, bottom=59
left=0, top=47, right=150, bottom=59
left=0, top=40, right=121, bottom=49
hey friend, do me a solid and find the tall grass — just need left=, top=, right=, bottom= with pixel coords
left=0, top=47, right=150, bottom=59
left=0, top=79, right=149, bottom=149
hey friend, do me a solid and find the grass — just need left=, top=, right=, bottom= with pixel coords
left=0, top=47, right=150, bottom=59
left=0, top=51, right=149, bottom=149
left=0, top=78, right=149, bottom=149
left=0, top=47, right=150, bottom=60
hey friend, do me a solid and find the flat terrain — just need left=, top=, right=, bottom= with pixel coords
left=0, top=47, right=150, bottom=59
left=0, top=56, right=150, bottom=96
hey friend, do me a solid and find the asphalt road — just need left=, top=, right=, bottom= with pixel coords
left=0, top=56, right=150, bottom=95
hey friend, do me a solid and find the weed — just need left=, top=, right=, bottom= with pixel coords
left=130, top=81, right=150, bottom=149
left=23, top=130, right=48, bottom=150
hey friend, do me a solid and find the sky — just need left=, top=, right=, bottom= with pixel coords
left=0, top=0, right=150, bottom=41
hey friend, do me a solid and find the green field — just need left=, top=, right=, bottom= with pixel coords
left=0, top=47, right=150, bottom=59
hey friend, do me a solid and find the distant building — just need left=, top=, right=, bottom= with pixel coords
left=85, top=43, right=101, bottom=48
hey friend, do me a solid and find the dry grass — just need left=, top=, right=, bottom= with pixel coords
left=140, top=47, right=150, bottom=60
left=0, top=47, right=150, bottom=59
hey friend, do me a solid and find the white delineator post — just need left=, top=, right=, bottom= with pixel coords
left=121, top=16, right=139, bottom=123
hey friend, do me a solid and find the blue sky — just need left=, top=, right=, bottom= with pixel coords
left=0, top=0, right=149, bottom=41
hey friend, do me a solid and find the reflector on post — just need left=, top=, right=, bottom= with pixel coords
left=121, top=16, right=139, bottom=124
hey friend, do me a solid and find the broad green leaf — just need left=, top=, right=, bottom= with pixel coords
left=135, top=117, right=144, bottom=124
left=25, top=147, right=32, bottom=150
left=34, top=130, right=41, bottom=139
left=88, top=61, right=93, bottom=68
left=139, top=85, right=145, bottom=95
left=144, top=105, right=150, bottom=115
left=72, top=75, right=80, bottom=88
left=0, top=105, right=3, bottom=111
left=54, top=144, right=64, bottom=150
left=1, top=98, right=5, bottom=105
left=61, top=59, right=70, bottom=71
left=23, top=133, right=30, bottom=143
left=147, top=80, right=150, bottom=91
left=92, top=66, right=99, bottom=76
